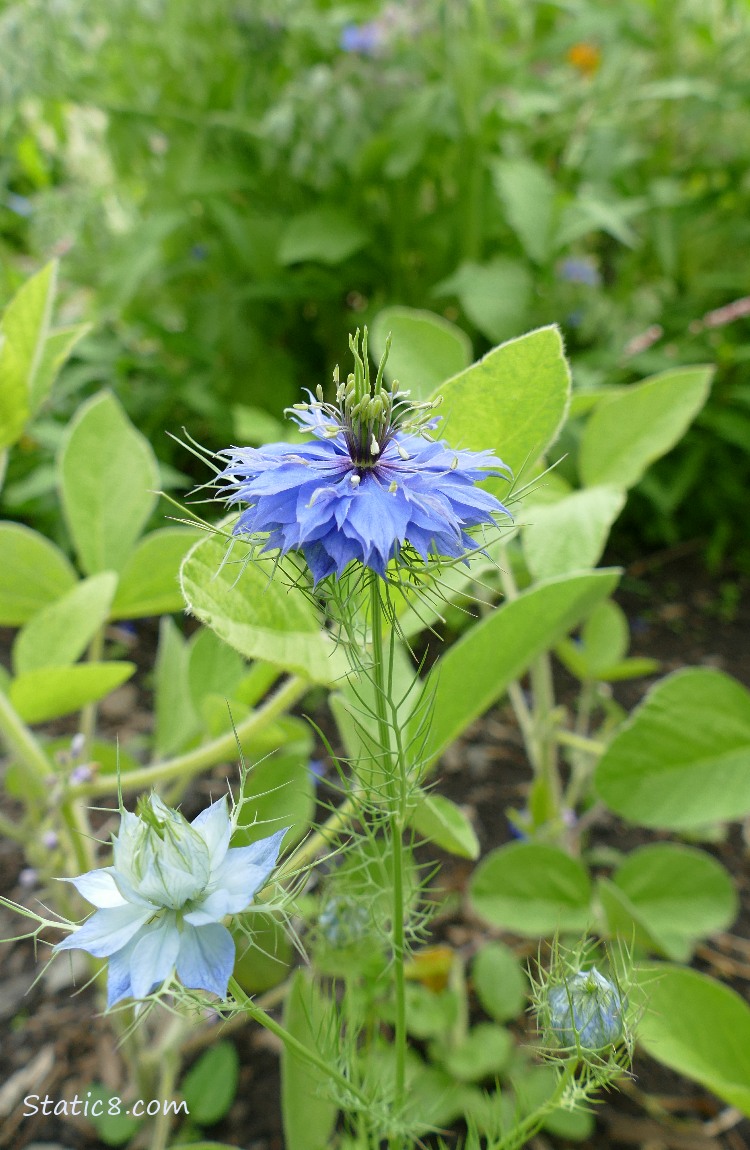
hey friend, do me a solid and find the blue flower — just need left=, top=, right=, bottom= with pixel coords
left=55, top=793, right=286, bottom=1007
left=558, top=258, right=601, bottom=287
left=218, top=331, right=512, bottom=585
left=548, top=967, right=625, bottom=1050
left=340, top=22, right=385, bottom=55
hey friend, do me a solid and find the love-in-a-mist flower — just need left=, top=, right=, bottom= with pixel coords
left=218, top=330, right=512, bottom=584
left=548, top=967, right=625, bottom=1050
left=55, top=793, right=286, bottom=1007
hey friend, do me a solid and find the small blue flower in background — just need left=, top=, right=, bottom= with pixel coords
left=558, top=258, right=601, bottom=288
left=548, top=967, right=625, bottom=1050
left=340, top=21, right=385, bottom=56
left=5, top=193, right=33, bottom=218
left=218, top=330, right=512, bottom=585
left=55, top=793, right=286, bottom=1007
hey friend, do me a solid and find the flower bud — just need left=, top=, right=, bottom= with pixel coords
left=120, top=794, right=211, bottom=909
left=548, top=967, right=625, bottom=1050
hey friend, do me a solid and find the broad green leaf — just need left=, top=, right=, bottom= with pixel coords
left=409, top=792, right=480, bottom=859
left=420, top=570, right=620, bottom=767
left=470, top=843, right=592, bottom=934
left=600, top=844, right=737, bottom=961
left=595, top=668, right=750, bottom=829
left=180, top=526, right=347, bottom=684
left=13, top=572, right=117, bottom=673
left=579, top=366, right=713, bottom=489
left=637, top=966, right=750, bottom=1115
left=369, top=307, right=472, bottom=399
left=438, top=1023, right=513, bottom=1083
left=434, top=258, right=532, bottom=343
left=154, top=617, right=200, bottom=757
left=10, top=662, right=135, bottom=723
left=0, top=261, right=57, bottom=448
left=491, top=157, right=557, bottom=264
left=234, top=741, right=315, bottom=851
left=181, top=1042, right=239, bottom=1127
left=86, top=1082, right=141, bottom=1146
left=278, top=207, right=368, bottom=266
left=472, top=943, right=527, bottom=1022
left=522, top=485, right=625, bottom=581
left=281, top=971, right=338, bottom=1150
left=111, top=527, right=201, bottom=619
left=0, top=522, right=77, bottom=624
left=233, top=911, right=293, bottom=994
left=428, top=325, right=570, bottom=478
left=29, top=322, right=90, bottom=414
left=58, top=391, right=159, bottom=574
left=556, top=599, right=638, bottom=681
left=188, top=626, right=245, bottom=712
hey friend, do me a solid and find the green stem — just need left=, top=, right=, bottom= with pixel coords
left=530, top=651, right=562, bottom=809
left=370, top=579, right=407, bottom=1140
left=69, top=676, right=309, bottom=798
left=555, top=730, right=606, bottom=756
left=0, top=688, right=54, bottom=783
left=496, top=1060, right=577, bottom=1150
left=149, top=1048, right=179, bottom=1150
left=228, top=977, right=369, bottom=1107
left=80, top=625, right=105, bottom=753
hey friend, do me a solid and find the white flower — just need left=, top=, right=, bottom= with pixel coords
left=55, top=793, right=286, bottom=1007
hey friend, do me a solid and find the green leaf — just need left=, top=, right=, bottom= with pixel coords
left=85, top=1082, right=142, bottom=1146
left=420, top=570, right=620, bottom=768
left=428, top=325, right=570, bottom=478
left=523, top=486, right=626, bottom=581
left=111, top=527, right=201, bottom=619
left=234, top=740, right=315, bottom=851
left=13, top=572, right=117, bottom=673
left=408, top=792, right=480, bottom=859
left=182, top=1042, right=239, bottom=1127
left=556, top=599, right=640, bottom=682
left=491, top=157, right=557, bottom=264
left=0, top=521, right=77, bottom=624
left=281, top=971, right=339, bottom=1150
left=180, top=525, right=347, bottom=684
left=188, top=626, right=245, bottom=712
left=470, top=843, right=592, bottom=935
left=58, top=391, right=159, bottom=574
left=29, top=322, right=90, bottom=414
left=438, top=1023, right=513, bottom=1083
left=0, top=261, right=57, bottom=448
left=595, top=668, right=750, bottom=829
left=579, top=366, right=713, bottom=489
left=637, top=965, right=750, bottom=1115
left=434, top=258, right=532, bottom=343
left=10, top=662, right=135, bottom=723
left=516, top=1066, right=596, bottom=1140
left=277, top=207, right=368, bottom=266
left=233, top=911, right=293, bottom=994
left=600, top=844, right=738, bottom=961
left=154, top=617, right=200, bottom=757
left=472, top=942, right=527, bottom=1023
left=369, top=306, right=472, bottom=399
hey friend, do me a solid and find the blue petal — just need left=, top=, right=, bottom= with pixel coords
left=176, top=923, right=236, bottom=998
left=191, top=797, right=232, bottom=870
left=55, top=903, right=153, bottom=959
left=62, top=867, right=128, bottom=909
left=205, top=827, right=287, bottom=913
left=129, top=915, right=181, bottom=999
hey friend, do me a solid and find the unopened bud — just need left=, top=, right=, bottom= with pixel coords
left=548, top=968, right=625, bottom=1050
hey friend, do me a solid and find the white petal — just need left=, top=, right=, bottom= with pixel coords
left=192, top=797, right=232, bottom=870
left=55, top=904, right=154, bottom=959
left=62, top=867, right=128, bottom=909
left=183, top=889, right=232, bottom=926
left=176, top=923, right=235, bottom=998
left=209, top=828, right=287, bottom=913
left=129, top=916, right=181, bottom=999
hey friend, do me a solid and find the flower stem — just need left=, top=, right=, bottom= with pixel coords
left=70, top=675, right=309, bottom=798
left=0, top=688, right=54, bottom=784
left=369, top=577, right=407, bottom=1142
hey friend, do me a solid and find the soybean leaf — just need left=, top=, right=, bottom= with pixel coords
left=0, top=261, right=57, bottom=448
left=428, top=325, right=570, bottom=479
left=470, top=843, right=592, bottom=934
left=182, top=1042, right=239, bottom=1127
left=599, top=844, right=738, bottom=961
left=10, top=662, right=135, bottom=723
left=522, top=485, right=626, bottom=581
left=436, top=1023, right=513, bottom=1083
left=188, top=627, right=245, bottom=713
left=595, top=668, right=750, bottom=829
left=154, top=617, right=200, bottom=757
left=180, top=525, right=347, bottom=684
left=472, top=942, right=527, bottom=1023
left=433, top=258, right=532, bottom=344
left=637, top=966, right=750, bottom=1115
left=234, top=740, right=315, bottom=851
left=491, top=157, right=557, bottom=264
left=13, top=572, right=118, bottom=673
left=369, top=306, right=472, bottom=398
left=579, top=366, right=713, bottom=489
left=278, top=207, right=368, bottom=266
left=281, top=971, right=338, bottom=1150
left=29, top=322, right=90, bottom=414
left=58, top=391, right=159, bottom=574
left=408, top=792, right=480, bottom=859
left=86, top=1082, right=141, bottom=1146
left=0, top=522, right=77, bottom=624
left=111, top=527, right=201, bottom=619
left=420, top=569, right=620, bottom=768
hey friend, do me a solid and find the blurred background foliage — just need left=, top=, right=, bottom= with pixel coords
left=1, top=0, right=750, bottom=563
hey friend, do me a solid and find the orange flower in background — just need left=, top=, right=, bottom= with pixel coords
left=567, top=41, right=601, bottom=76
